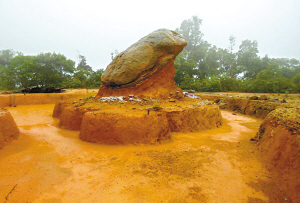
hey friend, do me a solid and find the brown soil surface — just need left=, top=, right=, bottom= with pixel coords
left=0, top=90, right=98, bottom=108
left=195, top=92, right=300, bottom=102
left=0, top=104, right=289, bottom=202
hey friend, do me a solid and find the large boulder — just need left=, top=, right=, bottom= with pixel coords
left=97, top=29, right=187, bottom=98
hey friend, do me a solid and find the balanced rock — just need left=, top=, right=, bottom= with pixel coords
left=97, top=29, right=187, bottom=98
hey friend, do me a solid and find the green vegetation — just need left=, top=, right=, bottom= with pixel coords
left=0, top=50, right=103, bottom=90
left=1, top=16, right=299, bottom=93
left=83, top=94, right=94, bottom=102
left=174, top=16, right=300, bottom=93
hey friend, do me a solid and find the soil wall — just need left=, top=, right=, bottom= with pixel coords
left=255, top=107, right=300, bottom=202
left=0, top=92, right=93, bottom=108
left=0, top=108, right=19, bottom=149
left=166, top=105, right=222, bottom=132
left=196, top=94, right=282, bottom=119
left=225, top=98, right=281, bottom=119
left=54, top=103, right=91, bottom=131
left=53, top=102, right=222, bottom=145
left=80, top=112, right=170, bottom=144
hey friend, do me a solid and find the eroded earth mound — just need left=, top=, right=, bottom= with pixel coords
left=0, top=108, right=19, bottom=149
left=255, top=106, right=300, bottom=202
left=53, top=98, right=222, bottom=144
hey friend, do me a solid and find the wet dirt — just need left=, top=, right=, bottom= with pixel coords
left=0, top=104, right=289, bottom=203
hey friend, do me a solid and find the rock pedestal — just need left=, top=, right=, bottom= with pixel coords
left=97, top=29, right=187, bottom=98
left=53, top=29, right=223, bottom=145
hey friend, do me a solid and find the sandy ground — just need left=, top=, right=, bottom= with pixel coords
left=0, top=104, right=288, bottom=203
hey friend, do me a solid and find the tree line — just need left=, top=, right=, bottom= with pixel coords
left=174, top=16, right=300, bottom=93
left=1, top=16, right=299, bottom=93
left=0, top=50, right=103, bottom=90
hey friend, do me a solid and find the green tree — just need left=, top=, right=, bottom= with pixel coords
left=0, top=49, right=15, bottom=67
left=253, top=63, right=291, bottom=93
left=73, top=68, right=90, bottom=87
left=236, top=40, right=265, bottom=79
left=175, top=16, right=203, bottom=53
left=77, top=55, right=92, bottom=72
left=217, top=48, right=237, bottom=77
left=111, top=50, right=119, bottom=61
left=89, top=69, right=104, bottom=88
left=35, top=53, right=75, bottom=87
left=228, top=35, right=235, bottom=52
left=0, top=50, right=18, bottom=90
left=292, top=72, right=300, bottom=92
left=174, top=50, right=197, bottom=85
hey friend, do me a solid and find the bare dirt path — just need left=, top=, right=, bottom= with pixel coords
left=0, top=104, right=288, bottom=203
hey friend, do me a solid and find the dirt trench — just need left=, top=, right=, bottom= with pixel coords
left=0, top=104, right=289, bottom=203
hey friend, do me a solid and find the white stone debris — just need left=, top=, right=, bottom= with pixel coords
left=99, top=96, right=126, bottom=102
left=183, top=92, right=200, bottom=99
left=98, top=95, right=141, bottom=103
left=129, top=98, right=141, bottom=102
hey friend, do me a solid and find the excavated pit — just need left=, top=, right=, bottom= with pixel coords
left=195, top=92, right=300, bottom=202
left=0, top=108, right=19, bottom=149
left=53, top=98, right=222, bottom=145
left=1, top=90, right=298, bottom=201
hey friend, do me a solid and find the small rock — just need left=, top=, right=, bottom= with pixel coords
left=218, top=103, right=227, bottom=109
left=258, top=95, right=268, bottom=100
left=249, top=96, right=258, bottom=100
left=214, top=99, right=221, bottom=104
left=281, top=98, right=287, bottom=103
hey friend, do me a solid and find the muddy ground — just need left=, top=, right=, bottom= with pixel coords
left=0, top=104, right=290, bottom=203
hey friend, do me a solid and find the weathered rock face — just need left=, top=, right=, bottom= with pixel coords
left=97, top=29, right=187, bottom=98
left=0, top=108, right=19, bottom=149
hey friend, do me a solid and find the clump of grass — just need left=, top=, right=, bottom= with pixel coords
left=151, top=102, right=162, bottom=111
left=83, top=94, right=94, bottom=102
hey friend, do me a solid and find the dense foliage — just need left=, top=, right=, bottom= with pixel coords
left=174, top=16, right=300, bottom=93
left=0, top=50, right=103, bottom=90
left=1, top=16, right=299, bottom=93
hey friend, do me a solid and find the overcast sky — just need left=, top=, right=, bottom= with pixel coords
left=1, top=0, right=299, bottom=70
